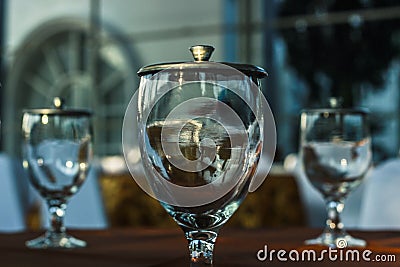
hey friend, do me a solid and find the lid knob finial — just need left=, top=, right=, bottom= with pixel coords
left=190, top=45, right=215, bottom=61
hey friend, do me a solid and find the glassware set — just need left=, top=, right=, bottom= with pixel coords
left=22, top=98, right=92, bottom=248
left=20, top=45, right=373, bottom=265
left=299, top=108, right=371, bottom=247
left=122, top=45, right=275, bottom=265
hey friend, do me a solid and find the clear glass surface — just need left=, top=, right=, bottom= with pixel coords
left=22, top=112, right=92, bottom=249
left=137, top=65, right=264, bottom=265
left=300, top=108, right=372, bottom=247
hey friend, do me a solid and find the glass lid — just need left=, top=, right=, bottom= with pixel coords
left=23, top=97, right=92, bottom=116
left=137, top=45, right=267, bottom=79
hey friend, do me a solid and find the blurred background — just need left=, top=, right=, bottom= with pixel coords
left=0, top=0, right=399, bottom=231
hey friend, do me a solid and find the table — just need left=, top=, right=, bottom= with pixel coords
left=1, top=227, right=400, bottom=266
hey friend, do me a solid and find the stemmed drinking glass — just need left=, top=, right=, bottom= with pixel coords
left=300, top=108, right=372, bottom=247
left=22, top=98, right=92, bottom=249
left=123, top=46, right=275, bottom=265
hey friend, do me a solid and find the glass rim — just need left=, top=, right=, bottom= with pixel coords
left=22, top=108, right=92, bottom=117
left=137, top=61, right=268, bottom=79
left=300, top=107, right=369, bottom=115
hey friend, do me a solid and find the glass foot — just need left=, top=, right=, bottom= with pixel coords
left=26, top=232, right=87, bottom=249
left=305, top=232, right=366, bottom=248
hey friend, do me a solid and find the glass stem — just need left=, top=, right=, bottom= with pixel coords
left=324, top=199, right=345, bottom=235
left=47, top=200, right=67, bottom=235
left=185, top=230, right=218, bottom=266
